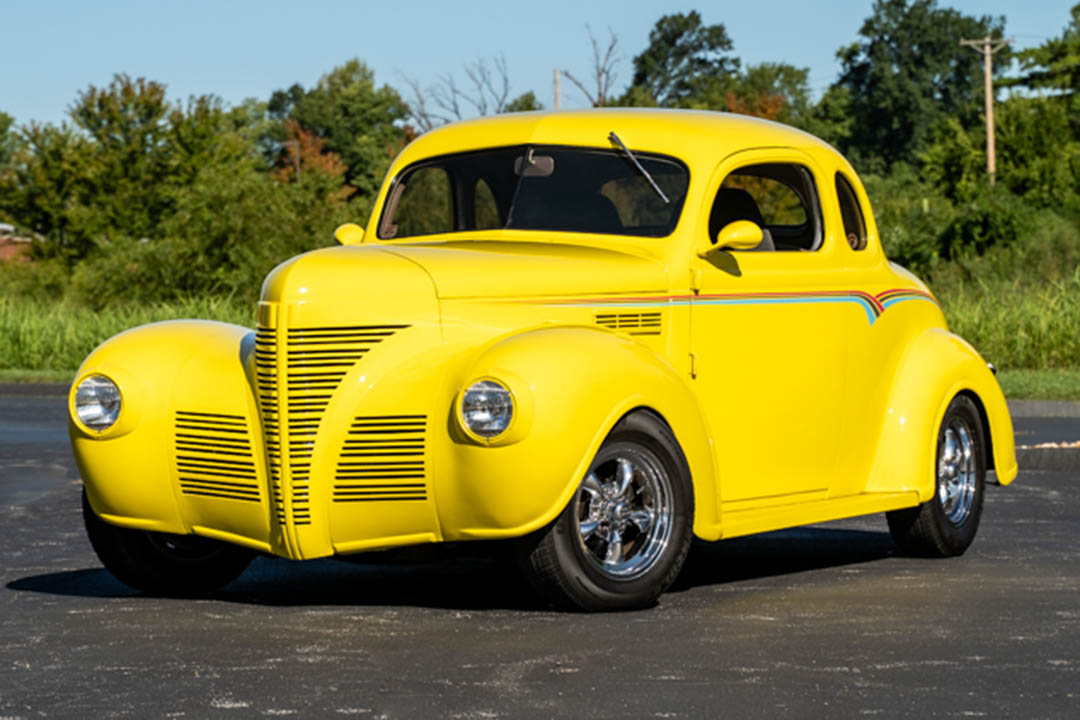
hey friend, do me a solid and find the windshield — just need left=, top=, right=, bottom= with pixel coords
left=378, top=144, right=689, bottom=240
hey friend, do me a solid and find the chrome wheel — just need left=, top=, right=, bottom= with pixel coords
left=938, top=417, right=977, bottom=526
left=574, top=448, right=673, bottom=580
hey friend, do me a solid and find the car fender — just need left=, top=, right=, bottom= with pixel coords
left=70, top=320, right=261, bottom=537
left=436, top=326, right=720, bottom=541
left=866, top=327, right=1017, bottom=499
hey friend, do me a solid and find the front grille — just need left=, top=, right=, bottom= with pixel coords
left=255, top=320, right=408, bottom=526
left=174, top=411, right=260, bottom=502
left=333, top=415, right=428, bottom=503
left=595, top=311, right=662, bottom=335
left=254, top=327, right=284, bottom=523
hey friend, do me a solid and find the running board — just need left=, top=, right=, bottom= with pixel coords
left=716, top=491, right=921, bottom=541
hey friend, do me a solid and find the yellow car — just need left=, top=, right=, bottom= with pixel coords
left=70, top=109, right=1017, bottom=610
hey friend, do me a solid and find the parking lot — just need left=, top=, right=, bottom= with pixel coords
left=2, top=391, right=1078, bottom=719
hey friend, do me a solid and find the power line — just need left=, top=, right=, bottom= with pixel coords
left=960, top=35, right=1010, bottom=186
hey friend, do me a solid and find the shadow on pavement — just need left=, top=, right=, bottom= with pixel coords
left=7, top=526, right=896, bottom=610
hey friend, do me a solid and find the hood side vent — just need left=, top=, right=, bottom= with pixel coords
left=334, top=415, right=428, bottom=503
left=594, top=311, right=662, bottom=336
left=174, top=411, right=259, bottom=503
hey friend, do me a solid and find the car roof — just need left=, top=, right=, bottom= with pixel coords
left=394, top=108, right=838, bottom=171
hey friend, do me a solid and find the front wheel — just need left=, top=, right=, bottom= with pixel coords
left=83, top=490, right=255, bottom=595
left=887, top=394, right=986, bottom=557
left=517, top=411, right=694, bottom=611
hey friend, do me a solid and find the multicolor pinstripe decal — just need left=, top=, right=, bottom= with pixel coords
left=531, top=288, right=936, bottom=326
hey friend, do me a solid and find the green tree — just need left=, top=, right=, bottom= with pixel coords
left=269, top=60, right=408, bottom=198
left=0, top=122, right=94, bottom=259
left=1010, top=4, right=1080, bottom=133
left=69, top=74, right=176, bottom=240
left=921, top=96, right=1080, bottom=210
left=683, top=62, right=814, bottom=125
left=1012, top=4, right=1080, bottom=96
left=622, top=11, right=739, bottom=107
left=834, top=0, right=1004, bottom=168
left=504, top=91, right=542, bottom=113
left=0, top=111, right=14, bottom=168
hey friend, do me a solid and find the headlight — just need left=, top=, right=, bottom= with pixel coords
left=461, top=380, right=513, bottom=438
left=75, top=375, right=122, bottom=431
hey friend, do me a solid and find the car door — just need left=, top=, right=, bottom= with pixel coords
left=689, top=149, right=870, bottom=508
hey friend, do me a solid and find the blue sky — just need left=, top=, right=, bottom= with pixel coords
left=1, top=1, right=1074, bottom=126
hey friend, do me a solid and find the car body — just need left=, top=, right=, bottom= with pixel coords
left=70, top=109, right=1017, bottom=610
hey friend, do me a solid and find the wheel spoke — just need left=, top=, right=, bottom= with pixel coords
left=582, top=472, right=604, bottom=500
left=579, top=519, right=600, bottom=540
left=604, top=531, right=624, bottom=566
left=615, top=457, right=635, bottom=498
left=628, top=510, right=653, bottom=534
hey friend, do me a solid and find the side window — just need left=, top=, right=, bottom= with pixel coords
left=380, top=166, right=452, bottom=239
left=712, top=163, right=822, bottom=251
left=474, top=178, right=501, bottom=230
left=835, top=173, right=867, bottom=250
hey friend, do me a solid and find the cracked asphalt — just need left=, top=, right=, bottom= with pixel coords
left=1, top=392, right=1078, bottom=719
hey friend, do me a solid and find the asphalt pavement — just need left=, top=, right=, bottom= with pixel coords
left=1, top=391, right=1078, bottom=719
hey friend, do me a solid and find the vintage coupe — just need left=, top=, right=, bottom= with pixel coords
left=70, top=109, right=1017, bottom=610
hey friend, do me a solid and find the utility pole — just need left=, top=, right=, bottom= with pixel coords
left=960, top=35, right=1009, bottom=186
left=554, top=69, right=561, bottom=110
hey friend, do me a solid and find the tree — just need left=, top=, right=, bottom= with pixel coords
left=1012, top=4, right=1080, bottom=96
left=563, top=26, right=620, bottom=107
left=504, top=92, right=543, bottom=113
left=0, top=122, right=94, bottom=259
left=269, top=60, right=408, bottom=198
left=1010, top=4, right=1080, bottom=135
left=0, top=111, right=14, bottom=168
left=68, top=74, right=175, bottom=241
left=921, top=96, right=1080, bottom=210
left=402, top=56, right=541, bottom=131
left=833, top=0, right=1005, bottom=168
left=622, top=11, right=739, bottom=107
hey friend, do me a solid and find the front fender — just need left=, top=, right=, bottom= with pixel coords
left=866, top=327, right=1018, bottom=499
left=436, top=326, right=719, bottom=541
left=70, top=320, right=265, bottom=543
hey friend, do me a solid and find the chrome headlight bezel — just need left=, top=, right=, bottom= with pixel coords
left=73, top=374, right=122, bottom=433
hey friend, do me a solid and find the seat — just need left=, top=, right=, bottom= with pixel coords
left=511, top=191, right=623, bottom=234
left=708, top=188, right=774, bottom=251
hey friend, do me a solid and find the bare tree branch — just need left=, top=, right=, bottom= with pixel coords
left=399, top=55, right=517, bottom=133
left=563, top=25, right=620, bottom=107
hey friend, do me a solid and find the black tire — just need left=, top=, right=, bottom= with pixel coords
left=83, top=490, right=255, bottom=595
left=887, top=394, right=986, bottom=557
left=517, top=410, right=694, bottom=611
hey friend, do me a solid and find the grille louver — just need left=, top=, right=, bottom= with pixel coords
left=334, top=415, right=428, bottom=503
left=595, top=312, right=662, bottom=335
left=174, top=411, right=259, bottom=503
left=255, top=321, right=407, bottom=526
left=254, top=327, right=284, bottom=523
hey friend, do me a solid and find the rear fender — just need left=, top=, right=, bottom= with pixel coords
left=867, top=328, right=1017, bottom=499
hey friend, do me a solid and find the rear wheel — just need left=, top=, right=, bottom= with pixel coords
left=518, top=411, right=693, bottom=611
left=887, top=395, right=986, bottom=557
left=83, top=490, right=254, bottom=595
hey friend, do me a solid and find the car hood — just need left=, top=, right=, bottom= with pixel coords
left=378, top=239, right=669, bottom=299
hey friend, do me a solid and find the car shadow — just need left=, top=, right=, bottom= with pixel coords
left=7, top=527, right=897, bottom=610
left=672, top=527, right=896, bottom=592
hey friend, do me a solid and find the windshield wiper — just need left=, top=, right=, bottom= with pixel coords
left=608, top=131, right=670, bottom=204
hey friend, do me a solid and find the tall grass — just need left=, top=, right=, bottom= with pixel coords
left=0, top=295, right=251, bottom=375
left=937, top=272, right=1080, bottom=370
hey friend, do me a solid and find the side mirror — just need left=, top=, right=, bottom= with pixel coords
left=334, top=223, right=365, bottom=246
left=697, top=220, right=763, bottom=258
